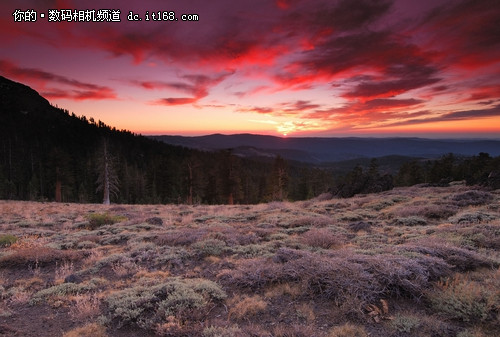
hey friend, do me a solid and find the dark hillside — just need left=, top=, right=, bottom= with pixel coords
left=0, top=76, right=334, bottom=203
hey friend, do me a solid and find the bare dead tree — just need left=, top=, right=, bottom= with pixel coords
left=96, top=139, right=119, bottom=205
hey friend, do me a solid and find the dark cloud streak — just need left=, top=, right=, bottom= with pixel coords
left=0, top=59, right=117, bottom=100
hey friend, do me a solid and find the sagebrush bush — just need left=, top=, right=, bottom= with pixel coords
left=451, top=190, right=493, bottom=207
left=395, top=216, right=428, bottom=226
left=0, top=247, right=81, bottom=268
left=231, top=244, right=273, bottom=258
left=219, top=249, right=451, bottom=305
left=348, top=221, right=372, bottom=232
left=154, top=229, right=206, bottom=246
left=369, top=199, right=394, bottom=211
left=30, top=281, right=97, bottom=305
left=289, top=215, right=333, bottom=228
left=396, top=240, right=493, bottom=272
left=85, top=213, right=126, bottom=230
left=301, top=228, right=343, bottom=249
left=392, top=204, right=457, bottom=219
left=456, top=328, right=488, bottom=337
left=391, top=314, right=421, bottom=333
left=192, top=238, right=227, bottom=257
left=449, top=212, right=495, bottom=225
left=0, top=234, right=18, bottom=247
left=106, top=278, right=226, bottom=329
left=429, top=274, right=496, bottom=322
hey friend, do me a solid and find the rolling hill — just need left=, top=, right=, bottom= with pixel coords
left=151, top=134, right=500, bottom=163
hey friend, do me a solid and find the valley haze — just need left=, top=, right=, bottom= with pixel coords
left=151, top=134, right=500, bottom=164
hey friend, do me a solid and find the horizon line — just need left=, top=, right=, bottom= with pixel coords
left=143, top=132, right=500, bottom=141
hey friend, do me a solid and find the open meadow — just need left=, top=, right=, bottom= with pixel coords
left=0, top=184, right=499, bottom=337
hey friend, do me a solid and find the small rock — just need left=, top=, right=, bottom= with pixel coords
left=64, top=274, right=82, bottom=284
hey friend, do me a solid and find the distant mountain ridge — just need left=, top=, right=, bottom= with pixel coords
left=150, top=134, right=500, bottom=163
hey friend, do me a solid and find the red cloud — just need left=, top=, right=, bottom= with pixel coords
left=276, top=0, right=299, bottom=10
left=144, top=72, right=233, bottom=106
left=42, top=88, right=116, bottom=101
left=300, top=98, right=427, bottom=130
left=420, top=0, right=500, bottom=70
left=0, top=59, right=117, bottom=100
left=152, top=97, right=198, bottom=106
left=383, top=105, right=500, bottom=128
left=237, top=106, right=275, bottom=114
left=465, top=85, right=500, bottom=102
left=275, top=29, right=441, bottom=100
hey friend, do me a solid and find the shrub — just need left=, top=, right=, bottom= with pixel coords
left=231, top=244, right=273, bottom=258
left=395, top=216, right=427, bottom=226
left=392, top=204, right=457, bottom=220
left=192, top=239, right=227, bottom=257
left=154, top=229, right=206, bottom=246
left=0, top=247, right=82, bottom=268
left=145, top=217, right=163, bottom=226
left=457, top=328, right=488, bottom=337
left=328, top=323, right=368, bottom=337
left=30, top=281, right=97, bottom=305
left=106, top=278, right=226, bottom=330
left=396, top=240, right=493, bottom=272
left=449, top=212, right=495, bottom=225
left=289, top=216, right=333, bottom=228
left=451, top=190, right=493, bottom=207
left=391, top=314, right=420, bottom=333
left=219, top=249, right=451, bottom=306
left=301, top=228, right=342, bottom=249
left=348, top=221, right=372, bottom=232
left=369, top=199, right=394, bottom=211
left=0, top=234, right=18, bottom=247
left=429, top=274, right=496, bottom=322
left=340, top=212, right=363, bottom=222
left=85, top=213, right=126, bottom=230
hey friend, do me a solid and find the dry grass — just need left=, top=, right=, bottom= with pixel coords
left=68, top=294, right=101, bottom=320
left=228, top=295, right=268, bottom=320
left=0, top=185, right=499, bottom=336
left=62, top=323, right=108, bottom=337
left=328, top=323, right=368, bottom=337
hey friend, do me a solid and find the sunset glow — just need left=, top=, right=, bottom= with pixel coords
left=1, top=0, right=499, bottom=137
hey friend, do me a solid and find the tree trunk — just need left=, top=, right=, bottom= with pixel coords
left=103, top=142, right=110, bottom=205
left=187, top=162, right=193, bottom=205
left=55, top=179, right=62, bottom=202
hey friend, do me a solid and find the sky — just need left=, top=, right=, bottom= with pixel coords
left=1, top=0, right=500, bottom=138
